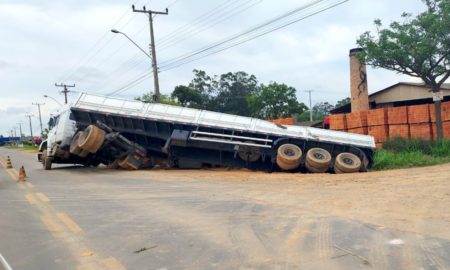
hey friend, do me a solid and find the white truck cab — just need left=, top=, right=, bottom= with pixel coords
left=37, top=108, right=77, bottom=166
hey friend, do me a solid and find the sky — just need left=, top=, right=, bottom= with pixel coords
left=0, top=0, right=430, bottom=136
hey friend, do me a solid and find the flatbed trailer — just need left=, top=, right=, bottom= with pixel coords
left=67, top=93, right=375, bottom=173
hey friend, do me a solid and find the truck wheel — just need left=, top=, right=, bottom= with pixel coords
left=334, top=152, right=361, bottom=173
left=238, top=143, right=261, bottom=162
left=305, top=161, right=328, bottom=173
left=306, top=148, right=331, bottom=170
left=78, top=125, right=106, bottom=154
left=276, top=144, right=302, bottom=171
left=334, top=166, right=344, bottom=174
left=70, top=132, right=83, bottom=155
left=42, top=150, right=52, bottom=170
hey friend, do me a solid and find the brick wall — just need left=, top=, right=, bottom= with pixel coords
left=329, top=101, right=450, bottom=148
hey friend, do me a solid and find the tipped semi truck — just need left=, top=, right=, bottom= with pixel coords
left=38, top=93, right=376, bottom=173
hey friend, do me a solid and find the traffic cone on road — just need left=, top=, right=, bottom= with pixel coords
left=6, top=156, right=12, bottom=169
left=18, top=166, right=26, bottom=182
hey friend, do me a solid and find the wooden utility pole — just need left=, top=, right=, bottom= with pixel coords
left=55, top=83, right=75, bottom=104
left=132, top=5, right=168, bottom=102
left=25, top=114, right=33, bottom=138
left=32, top=102, right=44, bottom=135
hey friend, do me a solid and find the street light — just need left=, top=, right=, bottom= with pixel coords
left=43, top=95, right=63, bottom=106
left=111, top=28, right=161, bottom=102
left=111, top=29, right=152, bottom=59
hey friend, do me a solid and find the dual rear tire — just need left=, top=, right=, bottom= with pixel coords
left=275, top=144, right=363, bottom=174
left=276, top=144, right=302, bottom=171
left=334, top=152, right=362, bottom=174
left=70, top=125, right=106, bottom=157
left=305, top=148, right=332, bottom=173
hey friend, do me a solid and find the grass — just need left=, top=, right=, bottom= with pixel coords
left=372, top=137, right=450, bottom=170
left=6, top=144, right=38, bottom=152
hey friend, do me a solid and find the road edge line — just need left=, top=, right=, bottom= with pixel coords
left=0, top=253, right=13, bottom=270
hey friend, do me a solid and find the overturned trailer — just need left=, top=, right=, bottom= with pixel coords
left=66, top=93, right=375, bottom=173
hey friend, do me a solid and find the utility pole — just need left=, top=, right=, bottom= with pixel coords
left=54, top=83, right=75, bottom=104
left=305, top=90, right=314, bottom=122
left=17, top=122, right=23, bottom=139
left=25, top=114, right=33, bottom=138
left=132, top=5, right=168, bottom=102
left=32, top=102, right=44, bottom=135
left=13, top=127, right=17, bottom=138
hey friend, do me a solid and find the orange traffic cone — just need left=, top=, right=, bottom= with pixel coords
left=18, top=166, right=26, bottom=182
left=6, top=156, right=12, bottom=169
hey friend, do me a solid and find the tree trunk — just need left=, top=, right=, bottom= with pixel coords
left=433, top=87, right=443, bottom=141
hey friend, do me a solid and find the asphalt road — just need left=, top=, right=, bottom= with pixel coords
left=0, top=147, right=449, bottom=270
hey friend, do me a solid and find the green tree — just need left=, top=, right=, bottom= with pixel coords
left=248, top=82, right=307, bottom=119
left=357, top=0, right=450, bottom=140
left=171, top=85, right=206, bottom=108
left=312, top=102, right=335, bottom=118
left=335, top=97, right=351, bottom=108
left=135, top=93, right=180, bottom=106
left=213, top=71, right=258, bottom=116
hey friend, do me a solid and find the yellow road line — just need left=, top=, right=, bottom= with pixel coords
left=35, top=192, right=50, bottom=203
left=25, top=193, right=38, bottom=205
left=56, top=213, right=83, bottom=234
left=25, top=182, right=34, bottom=188
left=41, top=215, right=64, bottom=238
left=101, top=257, right=126, bottom=270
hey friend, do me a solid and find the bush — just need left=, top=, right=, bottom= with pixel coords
left=372, top=138, right=450, bottom=170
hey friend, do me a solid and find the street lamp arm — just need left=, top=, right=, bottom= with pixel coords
left=43, top=95, right=63, bottom=106
left=111, top=29, right=152, bottom=60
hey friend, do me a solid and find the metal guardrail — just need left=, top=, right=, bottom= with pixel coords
left=0, top=253, right=13, bottom=270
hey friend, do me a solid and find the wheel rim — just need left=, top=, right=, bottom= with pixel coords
left=284, top=148, right=295, bottom=157
left=313, top=152, right=325, bottom=160
left=343, top=157, right=354, bottom=165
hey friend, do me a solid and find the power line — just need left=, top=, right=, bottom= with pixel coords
left=159, top=0, right=329, bottom=68
left=108, top=0, right=348, bottom=96
left=157, top=0, right=263, bottom=53
left=159, top=0, right=348, bottom=71
left=107, top=71, right=152, bottom=96
left=58, top=0, right=143, bottom=82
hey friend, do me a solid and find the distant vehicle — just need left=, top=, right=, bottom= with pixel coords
left=38, top=93, right=376, bottom=174
left=0, top=136, right=18, bottom=146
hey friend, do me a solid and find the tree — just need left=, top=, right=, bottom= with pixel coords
left=171, top=85, right=206, bottom=108
left=357, top=0, right=450, bottom=140
left=335, top=97, right=351, bottom=108
left=313, top=102, right=334, bottom=117
left=135, top=93, right=180, bottom=106
left=213, top=71, right=258, bottom=116
left=170, top=70, right=259, bottom=116
left=248, top=82, right=307, bottom=119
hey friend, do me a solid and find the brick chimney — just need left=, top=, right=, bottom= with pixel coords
left=349, top=48, right=369, bottom=112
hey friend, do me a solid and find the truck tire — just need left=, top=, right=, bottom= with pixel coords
left=334, top=152, right=361, bottom=173
left=334, top=166, right=344, bottom=174
left=78, top=125, right=106, bottom=154
left=238, top=143, right=261, bottom=162
left=276, top=144, right=302, bottom=171
left=70, top=132, right=83, bottom=155
left=306, top=148, right=331, bottom=170
left=305, top=161, right=328, bottom=173
left=42, top=150, right=52, bottom=170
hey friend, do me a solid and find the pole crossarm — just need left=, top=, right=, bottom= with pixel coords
left=55, top=83, right=75, bottom=104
